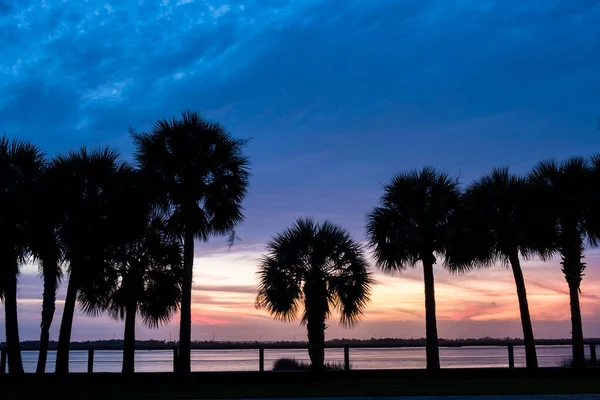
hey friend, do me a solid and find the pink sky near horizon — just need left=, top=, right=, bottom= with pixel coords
left=6, top=244, right=600, bottom=343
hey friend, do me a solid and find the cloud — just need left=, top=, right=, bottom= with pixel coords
left=193, top=284, right=257, bottom=295
left=3, top=0, right=600, bottom=341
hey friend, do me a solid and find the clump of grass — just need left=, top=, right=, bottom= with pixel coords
left=273, top=358, right=311, bottom=371
left=272, top=358, right=349, bottom=371
left=324, top=361, right=346, bottom=370
left=558, top=357, right=596, bottom=367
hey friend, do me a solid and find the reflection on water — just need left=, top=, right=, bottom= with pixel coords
left=20, top=345, right=585, bottom=373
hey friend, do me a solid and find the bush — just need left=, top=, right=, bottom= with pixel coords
left=272, top=358, right=348, bottom=371
left=559, top=357, right=596, bottom=367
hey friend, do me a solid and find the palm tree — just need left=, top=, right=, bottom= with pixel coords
left=107, top=178, right=183, bottom=373
left=132, top=110, right=250, bottom=373
left=445, top=168, right=556, bottom=371
left=529, top=157, right=595, bottom=369
left=53, top=148, right=131, bottom=373
left=28, top=165, right=65, bottom=374
left=0, top=136, right=44, bottom=374
left=256, top=219, right=373, bottom=371
left=366, top=167, right=461, bottom=372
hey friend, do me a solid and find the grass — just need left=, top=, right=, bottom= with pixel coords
left=3, top=372, right=600, bottom=399
left=272, top=358, right=346, bottom=371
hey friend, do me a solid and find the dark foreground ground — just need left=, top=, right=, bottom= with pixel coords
left=1, top=368, right=600, bottom=399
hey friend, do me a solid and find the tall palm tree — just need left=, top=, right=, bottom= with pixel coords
left=0, top=136, right=44, bottom=374
left=366, top=167, right=461, bottom=372
left=529, top=157, right=595, bottom=369
left=53, top=148, right=131, bottom=373
left=132, top=110, right=250, bottom=373
left=256, top=218, right=373, bottom=371
left=28, top=165, right=66, bottom=374
left=445, top=168, right=555, bottom=371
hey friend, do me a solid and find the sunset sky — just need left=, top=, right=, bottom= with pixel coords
left=2, top=0, right=600, bottom=342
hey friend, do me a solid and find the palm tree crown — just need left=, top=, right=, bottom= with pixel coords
left=256, top=218, right=373, bottom=370
left=132, top=110, right=250, bottom=239
left=446, top=167, right=555, bottom=268
left=366, top=167, right=461, bottom=271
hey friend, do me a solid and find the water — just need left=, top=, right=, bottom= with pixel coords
left=20, top=345, right=587, bottom=373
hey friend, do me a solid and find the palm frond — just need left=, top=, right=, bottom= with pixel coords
left=256, top=255, right=303, bottom=321
left=139, top=264, right=182, bottom=329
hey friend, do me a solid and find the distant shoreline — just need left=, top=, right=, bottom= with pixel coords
left=4, top=337, right=599, bottom=350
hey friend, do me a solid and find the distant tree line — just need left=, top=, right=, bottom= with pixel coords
left=1, top=109, right=599, bottom=375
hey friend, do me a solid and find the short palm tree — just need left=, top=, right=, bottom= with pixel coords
left=132, top=110, right=250, bottom=373
left=53, top=148, right=132, bottom=373
left=366, top=167, right=461, bottom=372
left=28, top=166, right=66, bottom=374
left=529, top=157, right=595, bottom=369
left=446, top=168, right=555, bottom=371
left=256, top=218, right=373, bottom=371
left=0, top=136, right=44, bottom=374
left=107, top=180, right=183, bottom=373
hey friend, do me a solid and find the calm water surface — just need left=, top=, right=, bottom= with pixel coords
left=20, top=345, right=587, bottom=373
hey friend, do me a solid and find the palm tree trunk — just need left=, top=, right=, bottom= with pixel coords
left=178, top=226, right=194, bottom=374
left=508, top=251, right=538, bottom=371
left=568, top=279, right=585, bottom=369
left=306, top=311, right=326, bottom=371
left=422, top=255, right=440, bottom=372
left=37, top=259, right=58, bottom=374
left=122, top=302, right=137, bottom=374
left=4, top=270, right=24, bottom=374
left=55, top=270, right=79, bottom=374
left=560, top=236, right=586, bottom=369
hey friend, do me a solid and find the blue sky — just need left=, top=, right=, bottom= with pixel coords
left=2, top=0, right=600, bottom=341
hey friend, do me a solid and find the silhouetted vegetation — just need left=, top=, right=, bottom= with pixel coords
left=445, top=168, right=555, bottom=371
left=2, top=110, right=600, bottom=376
left=256, top=218, right=373, bottom=372
left=272, top=358, right=311, bottom=371
left=529, top=157, right=598, bottom=369
left=132, top=110, right=250, bottom=373
left=366, top=168, right=461, bottom=372
left=272, top=357, right=345, bottom=371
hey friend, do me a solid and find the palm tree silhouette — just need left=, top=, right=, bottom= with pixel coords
left=28, top=165, right=66, bottom=374
left=106, top=174, right=183, bottom=373
left=0, top=136, right=44, bottom=374
left=446, top=168, right=556, bottom=371
left=529, top=157, right=596, bottom=369
left=53, top=148, right=131, bottom=373
left=132, top=110, right=250, bottom=373
left=256, top=218, right=373, bottom=371
left=366, top=167, right=461, bottom=372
